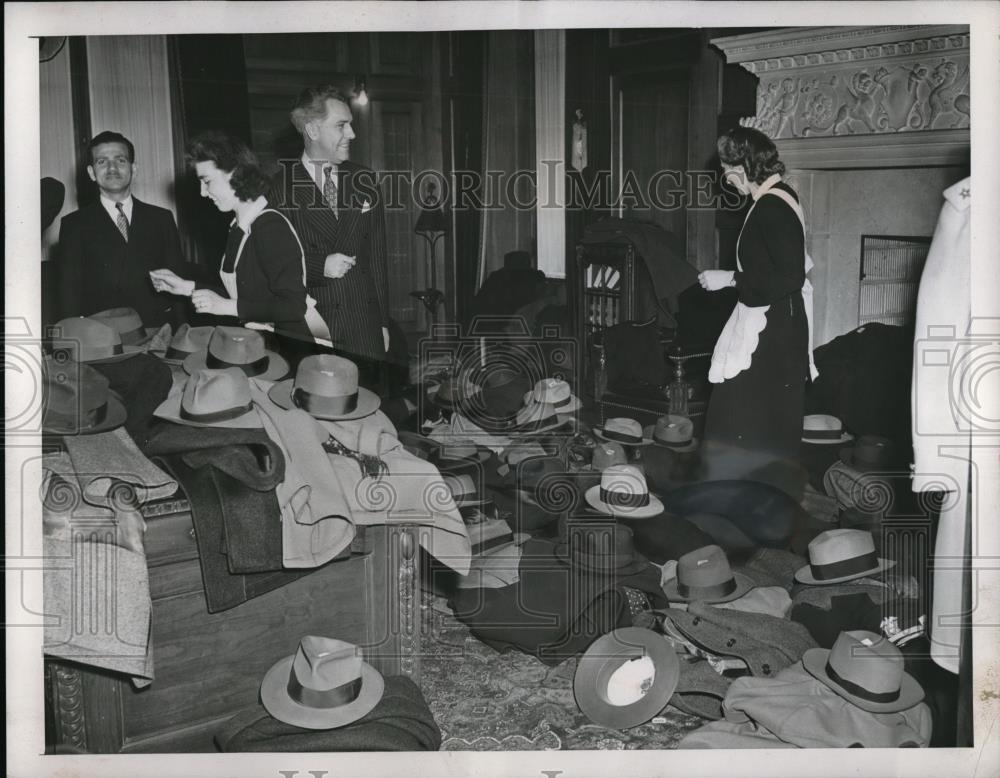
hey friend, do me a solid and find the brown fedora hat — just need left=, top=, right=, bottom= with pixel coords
left=260, top=635, right=385, bottom=729
left=803, top=630, right=923, bottom=713
left=661, top=544, right=755, bottom=604
left=555, top=523, right=651, bottom=576
left=42, top=356, right=127, bottom=435
left=184, top=326, right=289, bottom=382
left=645, top=414, right=697, bottom=452
left=154, top=367, right=263, bottom=429
left=574, top=627, right=680, bottom=729
left=51, top=317, right=140, bottom=364
left=162, top=323, right=215, bottom=365
left=89, top=307, right=155, bottom=346
left=269, top=354, right=379, bottom=421
left=794, top=528, right=895, bottom=585
left=591, top=441, right=628, bottom=471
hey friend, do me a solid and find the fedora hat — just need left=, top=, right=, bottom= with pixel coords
left=555, top=522, right=651, bottom=576
left=89, top=307, right=157, bottom=347
left=802, top=414, right=853, bottom=445
left=802, top=630, right=924, bottom=713
left=428, top=375, right=480, bottom=410
left=460, top=364, right=531, bottom=433
left=574, top=627, right=680, bottom=729
left=516, top=378, right=581, bottom=430
left=185, top=326, right=288, bottom=382
left=51, top=317, right=140, bottom=364
left=584, top=464, right=664, bottom=519
left=595, top=417, right=653, bottom=447
left=839, top=435, right=899, bottom=471
left=162, top=324, right=215, bottom=365
left=644, top=414, right=697, bottom=452
left=429, top=437, right=491, bottom=471
left=42, top=356, right=127, bottom=435
left=443, top=472, right=487, bottom=508
left=661, top=544, right=755, bottom=604
left=154, top=367, right=263, bottom=429
left=592, top=441, right=628, bottom=471
left=269, top=354, right=379, bottom=420
left=795, top=528, right=896, bottom=585
left=260, top=635, right=385, bottom=729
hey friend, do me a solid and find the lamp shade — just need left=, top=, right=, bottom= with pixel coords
left=414, top=206, right=448, bottom=236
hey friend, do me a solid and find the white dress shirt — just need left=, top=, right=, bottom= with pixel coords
left=99, top=193, right=134, bottom=225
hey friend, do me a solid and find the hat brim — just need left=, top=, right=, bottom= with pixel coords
left=802, top=431, right=853, bottom=445
left=43, top=390, right=128, bottom=436
left=553, top=543, right=652, bottom=576
left=260, top=655, right=385, bottom=729
left=574, top=627, right=680, bottom=729
left=153, top=390, right=263, bottom=430
left=80, top=350, right=142, bottom=365
left=794, top=557, right=896, bottom=586
left=594, top=428, right=654, bottom=447
left=801, top=647, right=924, bottom=713
left=268, top=379, right=380, bottom=421
left=584, top=484, right=664, bottom=519
left=643, top=425, right=698, bottom=452
left=661, top=571, right=756, bottom=604
left=184, top=349, right=290, bottom=383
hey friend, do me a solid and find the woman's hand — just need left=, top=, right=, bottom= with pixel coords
left=698, top=270, right=736, bottom=292
left=191, top=289, right=238, bottom=317
left=149, top=269, right=195, bottom=297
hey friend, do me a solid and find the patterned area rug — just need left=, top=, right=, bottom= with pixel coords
left=419, top=596, right=704, bottom=751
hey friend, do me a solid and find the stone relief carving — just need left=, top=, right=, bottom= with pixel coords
left=752, top=56, right=970, bottom=139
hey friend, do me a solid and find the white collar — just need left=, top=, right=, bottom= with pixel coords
left=302, top=152, right=336, bottom=189
left=231, top=196, right=269, bottom=232
left=751, top=174, right=783, bottom=202
left=99, top=193, right=133, bottom=221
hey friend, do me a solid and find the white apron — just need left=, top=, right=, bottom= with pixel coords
left=708, top=184, right=819, bottom=384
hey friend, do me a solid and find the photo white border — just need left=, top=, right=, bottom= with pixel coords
left=6, top=2, right=999, bottom=777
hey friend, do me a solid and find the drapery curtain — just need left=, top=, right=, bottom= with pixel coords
left=534, top=29, right=566, bottom=279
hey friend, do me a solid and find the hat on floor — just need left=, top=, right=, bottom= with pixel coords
left=585, top=464, right=664, bottom=519
left=644, top=414, right=697, bottom=452
left=839, top=435, right=899, bottom=472
left=429, top=437, right=491, bottom=471
left=515, top=378, right=580, bottom=431
left=89, top=307, right=159, bottom=347
left=51, top=317, right=141, bottom=364
left=661, top=544, right=756, bottom=604
left=260, top=636, right=385, bottom=729
left=186, top=326, right=289, bottom=382
left=42, top=356, right=127, bottom=435
left=270, top=354, right=379, bottom=420
left=154, top=367, right=262, bottom=429
left=802, top=414, right=853, bottom=445
left=795, top=528, right=896, bottom=585
left=460, top=364, right=530, bottom=433
left=428, top=375, right=480, bottom=411
left=162, top=324, right=215, bottom=365
left=595, top=417, right=653, bottom=447
left=574, top=627, right=680, bottom=730
left=592, top=441, right=628, bottom=471
left=555, top=523, right=651, bottom=576
left=802, top=630, right=924, bottom=713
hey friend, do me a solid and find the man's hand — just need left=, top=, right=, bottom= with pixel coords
left=192, top=289, right=238, bottom=317
left=382, top=326, right=390, bottom=353
left=323, top=253, right=357, bottom=279
left=149, top=268, right=195, bottom=297
left=698, top=270, right=736, bottom=292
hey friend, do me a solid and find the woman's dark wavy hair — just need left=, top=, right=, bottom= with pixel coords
left=186, top=131, right=270, bottom=201
left=717, top=126, right=785, bottom=184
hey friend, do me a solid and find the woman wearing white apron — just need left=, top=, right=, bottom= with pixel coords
left=698, top=126, right=816, bottom=495
left=150, top=131, right=329, bottom=351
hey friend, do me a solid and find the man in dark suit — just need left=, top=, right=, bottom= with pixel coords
left=271, top=86, right=391, bottom=383
left=57, top=131, right=186, bottom=327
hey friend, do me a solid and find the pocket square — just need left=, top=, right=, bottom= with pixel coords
left=361, top=199, right=371, bottom=214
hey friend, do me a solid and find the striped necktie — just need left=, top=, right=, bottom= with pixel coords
left=323, top=165, right=339, bottom=218
left=115, top=202, right=129, bottom=242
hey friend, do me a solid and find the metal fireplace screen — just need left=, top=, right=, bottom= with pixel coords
left=577, top=242, right=638, bottom=341
left=858, top=235, right=932, bottom=328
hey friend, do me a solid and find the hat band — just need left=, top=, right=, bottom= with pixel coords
left=825, top=661, right=899, bottom=704
left=78, top=343, right=124, bottom=361
left=803, top=427, right=841, bottom=440
left=287, top=673, right=362, bottom=710
left=602, top=428, right=643, bottom=445
left=118, top=325, right=146, bottom=345
left=165, top=345, right=197, bottom=360
left=600, top=487, right=650, bottom=508
left=677, top=576, right=736, bottom=600
left=206, top=351, right=270, bottom=377
left=180, top=400, right=254, bottom=424
left=293, top=386, right=359, bottom=416
left=657, top=435, right=692, bottom=448
left=535, top=394, right=571, bottom=409
left=45, top=400, right=108, bottom=431
left=810, top=550, right=879, bottom=581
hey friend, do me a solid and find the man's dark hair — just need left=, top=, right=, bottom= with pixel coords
left=88, top=131, right=136, bottom=164
left=717, top=126, right=785, bottom=184
left=186, top=130, right=270, bottom=202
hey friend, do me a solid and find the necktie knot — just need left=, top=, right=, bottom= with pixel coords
left=115, top=202, right=129, bottom=242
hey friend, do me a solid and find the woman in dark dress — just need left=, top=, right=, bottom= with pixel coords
left=150, top=131, right=320, bottom=345
left=698, top=126, right=813, bottom=492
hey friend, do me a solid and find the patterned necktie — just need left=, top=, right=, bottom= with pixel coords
left=323, top=165, right=339, bottom=218
left=115, top=202, right=129, bottom=242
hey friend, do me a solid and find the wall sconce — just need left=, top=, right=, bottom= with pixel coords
left=354, top=76, right=369, bottom=107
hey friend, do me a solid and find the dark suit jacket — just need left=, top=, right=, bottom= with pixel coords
left=56, top=198, right=186, bottom=327
left=270, top=160, right=390, bottom=361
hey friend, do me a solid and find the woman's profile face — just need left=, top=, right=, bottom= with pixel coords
left=195, top=160, right=239, bottom=213
left=721, top=163, right=751, bottom=196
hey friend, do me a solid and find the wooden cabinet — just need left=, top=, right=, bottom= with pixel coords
left=45, top=509, right=424, bottom=754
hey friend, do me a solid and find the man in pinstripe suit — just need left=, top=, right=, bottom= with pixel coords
left=272, top=86, right=390, bottom=386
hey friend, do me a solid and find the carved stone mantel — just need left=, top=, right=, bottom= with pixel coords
left=711, top=26, right=970, bottom=168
